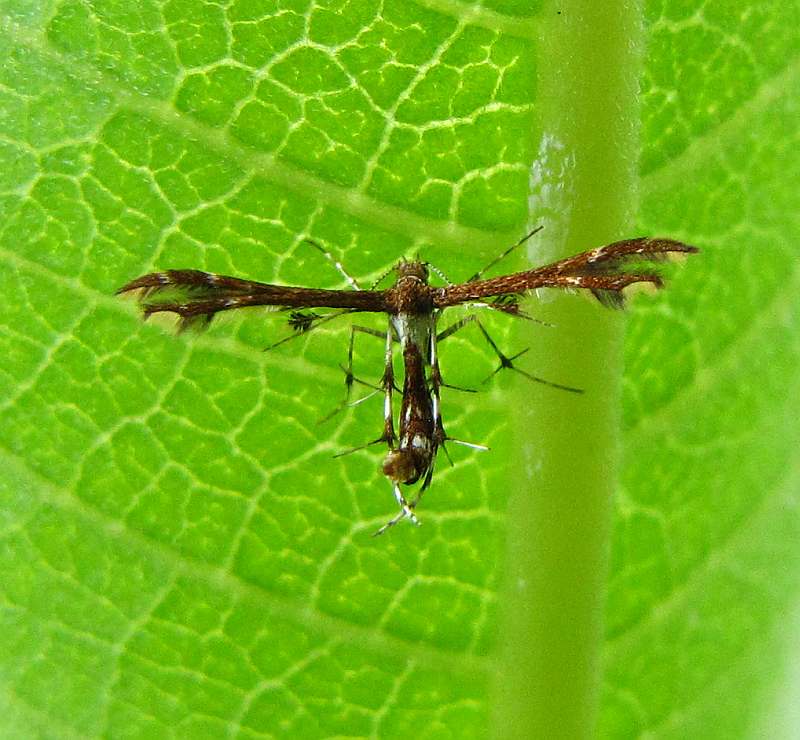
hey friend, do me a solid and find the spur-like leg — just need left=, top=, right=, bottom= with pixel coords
left=320, top=324, right=386, bottom=423
left=373, top=483, right=420, bottom=537
left=332, top=322, right=396, bottom=454
left=438, top=314, right=582, bottom=393
left=380, top=323, right=397, bottom=446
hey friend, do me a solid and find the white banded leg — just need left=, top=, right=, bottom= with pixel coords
left=373, top=484, right=420, bottom=537
left=380, top=322, right=397, bottom=445
left=429, top=322, right=443, bottom=446
left=329, top=324, right=396, bottom=454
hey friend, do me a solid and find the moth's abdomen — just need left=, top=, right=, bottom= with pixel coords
left=382, top=448, right=431, bottom=485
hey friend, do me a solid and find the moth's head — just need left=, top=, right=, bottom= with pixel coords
left=395, top=260, right=429, bottom=282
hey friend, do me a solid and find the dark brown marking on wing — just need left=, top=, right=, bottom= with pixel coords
left=118, top=269, right=388, bottom=329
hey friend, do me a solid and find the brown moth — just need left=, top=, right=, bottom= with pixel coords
left=119, top=230, right=697, bottom=534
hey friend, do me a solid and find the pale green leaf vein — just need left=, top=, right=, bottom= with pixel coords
left=412, top=0, right=540, bottom=40
left=610, top=438, right=800, bottom=655
left=642, top=54, right=800, bottom=196
left=2, top=19, right=519, bottom=256
left=0, top=445, right=489, bottom=678
left=625, top=240, right=800, bottom=442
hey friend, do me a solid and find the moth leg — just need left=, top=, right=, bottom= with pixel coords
left=408, top=224, right=544, bottom=332
left=416, top=321, right=485, bottom=506
left=435, top=316, right=483, bottom=392
left=333, top=436, right=386, bottom=458
left=437, top=314, right=479, bottom=343
left=475, top=320, right=582, bottom=393
left=440, top=314, right=581, bottom=393
left=395, top=328, right=443, bottom=523
left=267, top=308, right=355, bottom=350
left=429, top=321, right=446, bottom=448
left=370, top=328, right=418, bottom=536
left=343, top=325, right=385, bottom=400
left=373, top=484, right=420, bottom=537
left=319, top=324, right=386, bottom=423
left=331, top=324, right=397, bottom=458
left=423, top=226, right=543, bottom=288
left=380, top=324, right=397, bottom=446
left=269, top=238, right=369, bottom=350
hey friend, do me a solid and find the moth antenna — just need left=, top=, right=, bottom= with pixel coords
left=426, top=262, right=452, bottom=284
left=467, top=224, right=544, bottom=282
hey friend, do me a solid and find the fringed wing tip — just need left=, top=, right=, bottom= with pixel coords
left=635, top=238, right=699, bottom=263
left=590, top=273, right=665, bottom=309
left=116, top=276, right=154, bottom=296
left=139, top=302, right=216, bottom=333
left=116, top=271, right=214, bottom=331
left=585, top=238, right=697, bottom=308
left=119, top=270, right=180, bottom=294
left=619, top=278, right=663, bottom=307
left=663, top=242, right=699, bottom=262
left=591, top=288, right=626, bottom=309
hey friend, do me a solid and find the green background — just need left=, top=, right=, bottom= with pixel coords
left=0, top=0, right=798, bottom=737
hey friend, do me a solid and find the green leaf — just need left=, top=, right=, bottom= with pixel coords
left=1, top=1, right=797, bottom=738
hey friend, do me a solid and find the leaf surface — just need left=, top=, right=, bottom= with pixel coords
left=0, top=1, right=797, bottom=738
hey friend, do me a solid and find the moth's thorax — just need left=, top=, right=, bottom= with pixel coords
left=386, top=261, right=435, bottom=314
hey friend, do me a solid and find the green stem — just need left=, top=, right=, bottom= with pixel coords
left=493, top=2, right=643, bottom=738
